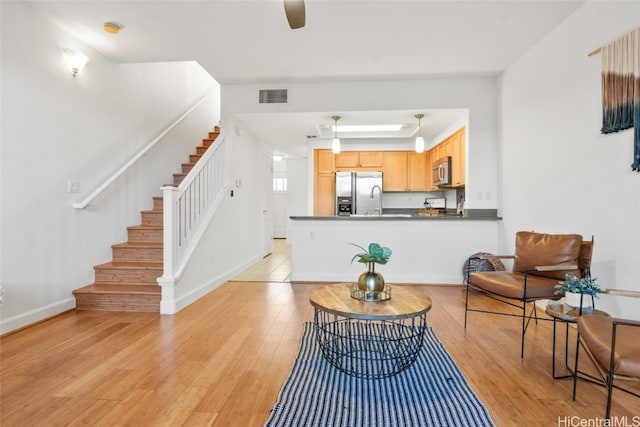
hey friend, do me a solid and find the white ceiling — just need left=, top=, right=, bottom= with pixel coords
left=27, top=0, right=583, bottom=157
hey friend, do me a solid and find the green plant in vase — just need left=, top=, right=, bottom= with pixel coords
left=350, top=243, right=392, bottom=293
left=554, top=274, right=602, bottom=308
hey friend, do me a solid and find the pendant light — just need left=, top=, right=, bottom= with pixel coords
left=415, top=114, right=425, bottom=153
left=331, top=115, right=341, bottom=154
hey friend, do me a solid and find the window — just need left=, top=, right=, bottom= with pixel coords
left=273, top=177, right=287, bottom=192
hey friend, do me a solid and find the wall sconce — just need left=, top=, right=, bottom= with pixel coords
left=414, top=114, right=425, bottom=153
left=62, top=48, right=90, bottom=77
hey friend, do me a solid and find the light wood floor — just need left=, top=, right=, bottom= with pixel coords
left=232, top=238, right=291, bottom=282
left=1, top=257, right=638, bottom=426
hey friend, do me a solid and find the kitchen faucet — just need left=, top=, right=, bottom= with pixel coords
left=370, top=185, right=383, bottom=216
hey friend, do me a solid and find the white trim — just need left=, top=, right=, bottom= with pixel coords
left=0, top=298, right=75, bottom=334
left=159, top=255, right=261, bottom=314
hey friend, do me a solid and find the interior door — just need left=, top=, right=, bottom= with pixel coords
left=261, top=154, right=274, bottom=257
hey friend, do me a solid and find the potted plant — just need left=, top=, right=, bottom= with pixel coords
left=351, top=243, right=392, bottom=293
left=554, top=274, right=602, bottom=308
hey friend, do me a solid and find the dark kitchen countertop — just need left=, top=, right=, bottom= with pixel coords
left=290, top=209, right=501, bottom=221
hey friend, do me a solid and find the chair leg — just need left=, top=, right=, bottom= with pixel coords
left=605, top=375, right=613, bottom=419
left=464, top=287, right=469, bottom=328
left=464, top=270, right=471, bottom=329
left=572, top=333, right=580, bottom=400
left=605, top=322, right=620, bottom=420
left=521, top=301, right=527, bottom=358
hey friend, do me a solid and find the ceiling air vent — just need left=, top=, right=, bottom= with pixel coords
left=259, top=89, right=288, bottom=104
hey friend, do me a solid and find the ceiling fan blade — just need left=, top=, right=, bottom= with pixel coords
left=284, top=0, right=305, bottom=29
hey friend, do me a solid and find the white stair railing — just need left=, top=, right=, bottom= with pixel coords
left=159, top=134, right=227, bottom=285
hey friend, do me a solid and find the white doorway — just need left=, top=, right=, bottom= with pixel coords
left=261, top=154, right=274, bottom=257
left=272, top=158, right=288, bottom=238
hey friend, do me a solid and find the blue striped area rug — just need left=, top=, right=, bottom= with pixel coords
left=265, top=322, right=495, bottom=427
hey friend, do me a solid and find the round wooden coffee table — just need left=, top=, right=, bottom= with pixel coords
left=309, top=283, right=433, bottom=379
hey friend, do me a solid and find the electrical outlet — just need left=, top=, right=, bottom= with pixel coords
left=68, top=181, right=80, bottom=193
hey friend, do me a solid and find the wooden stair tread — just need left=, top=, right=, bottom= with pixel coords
left=112, top=242, right=163, bottom=248
left=73, top=284, right=161, bottom=295
left=127, top=224, right=163, bottom=230
left=94, top=261, right=162, bottom=270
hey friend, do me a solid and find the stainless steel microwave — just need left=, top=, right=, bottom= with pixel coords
left=432, top=156, right=452, bottom=187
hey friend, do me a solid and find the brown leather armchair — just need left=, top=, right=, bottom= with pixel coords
left=464, top=231, right=593, bottom=357
left=573, top=289, right=640, bottom=419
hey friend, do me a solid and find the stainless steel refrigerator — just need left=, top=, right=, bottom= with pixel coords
left=335, top=171, right=383, bottom=216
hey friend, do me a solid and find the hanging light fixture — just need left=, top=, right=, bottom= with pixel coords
left=414, top=114, right=425, bottom=153
left=331, top=115, right=341, bottom=154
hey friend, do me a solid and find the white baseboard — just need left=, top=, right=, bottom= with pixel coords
left=160, top=256, right=261, bottom=314
left=1, top=298, right=76, bottom=335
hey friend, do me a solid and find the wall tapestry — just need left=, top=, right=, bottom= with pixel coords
left=599, top=27, right=639, bottom=171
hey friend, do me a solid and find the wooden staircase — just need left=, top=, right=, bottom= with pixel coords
left=72, top=127, right=221, bottom=311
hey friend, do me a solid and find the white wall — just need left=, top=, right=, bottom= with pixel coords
left=0, top=1, right=220, bottom=332
left=500, top=1, right=640, bottom=319
left=285, top=158, right=309, bottom=241
left=290, top=218, right=498, bottom=284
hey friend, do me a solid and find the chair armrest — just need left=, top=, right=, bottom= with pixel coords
left=613, top=318, right=640, bottom=327
left=605, top=289, right=640, bottom=298
left=474, top=255, right=515, bottom=260
left=533, top=264, right=578, bottom=272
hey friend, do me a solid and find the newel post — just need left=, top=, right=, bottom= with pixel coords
left=157, top=185, right=178, bottom=313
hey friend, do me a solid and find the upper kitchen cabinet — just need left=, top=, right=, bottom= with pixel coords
left=316, top=149, right=335, bottom=174
left=408, top=151, right=429, bottom=191
left=381, top=152, right=408, bottom=191
left=428, top=127, right=465, bottom=190
left=432, top=142, right=446, bottom=163
left=381, top=151, right=429, bottom=191
left=451, top=128, right=465, bottom=187
left=335, top=151, right=383, bottom=169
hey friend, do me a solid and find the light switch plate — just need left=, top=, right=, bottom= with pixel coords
left=68, top=180, right=80, bottom=193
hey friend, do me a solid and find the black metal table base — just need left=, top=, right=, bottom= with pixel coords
left=313, top=309, right=427, bottom=379
left=551, top=318, right=606, bottom=387
left=552, top=319, right=573, bottom=379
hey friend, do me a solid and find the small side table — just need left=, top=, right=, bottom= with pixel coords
left=545, top=302, right=610, bottom=379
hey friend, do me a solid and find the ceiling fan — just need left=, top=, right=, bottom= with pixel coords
left=284, top=0, right=305, bottom=29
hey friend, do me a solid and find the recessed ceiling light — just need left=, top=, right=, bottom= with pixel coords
left=103, top=22, right=122, bottom=34
left=332, top=124, right=403, bottom=133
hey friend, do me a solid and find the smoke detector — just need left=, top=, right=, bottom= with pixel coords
left=103, top=22, right=122, bottom=34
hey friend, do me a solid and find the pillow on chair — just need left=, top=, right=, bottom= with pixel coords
left=513, top=231, right=583, bottom=279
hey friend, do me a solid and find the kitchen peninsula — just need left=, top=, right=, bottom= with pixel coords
left=290, top=213, right=501, bottom=285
